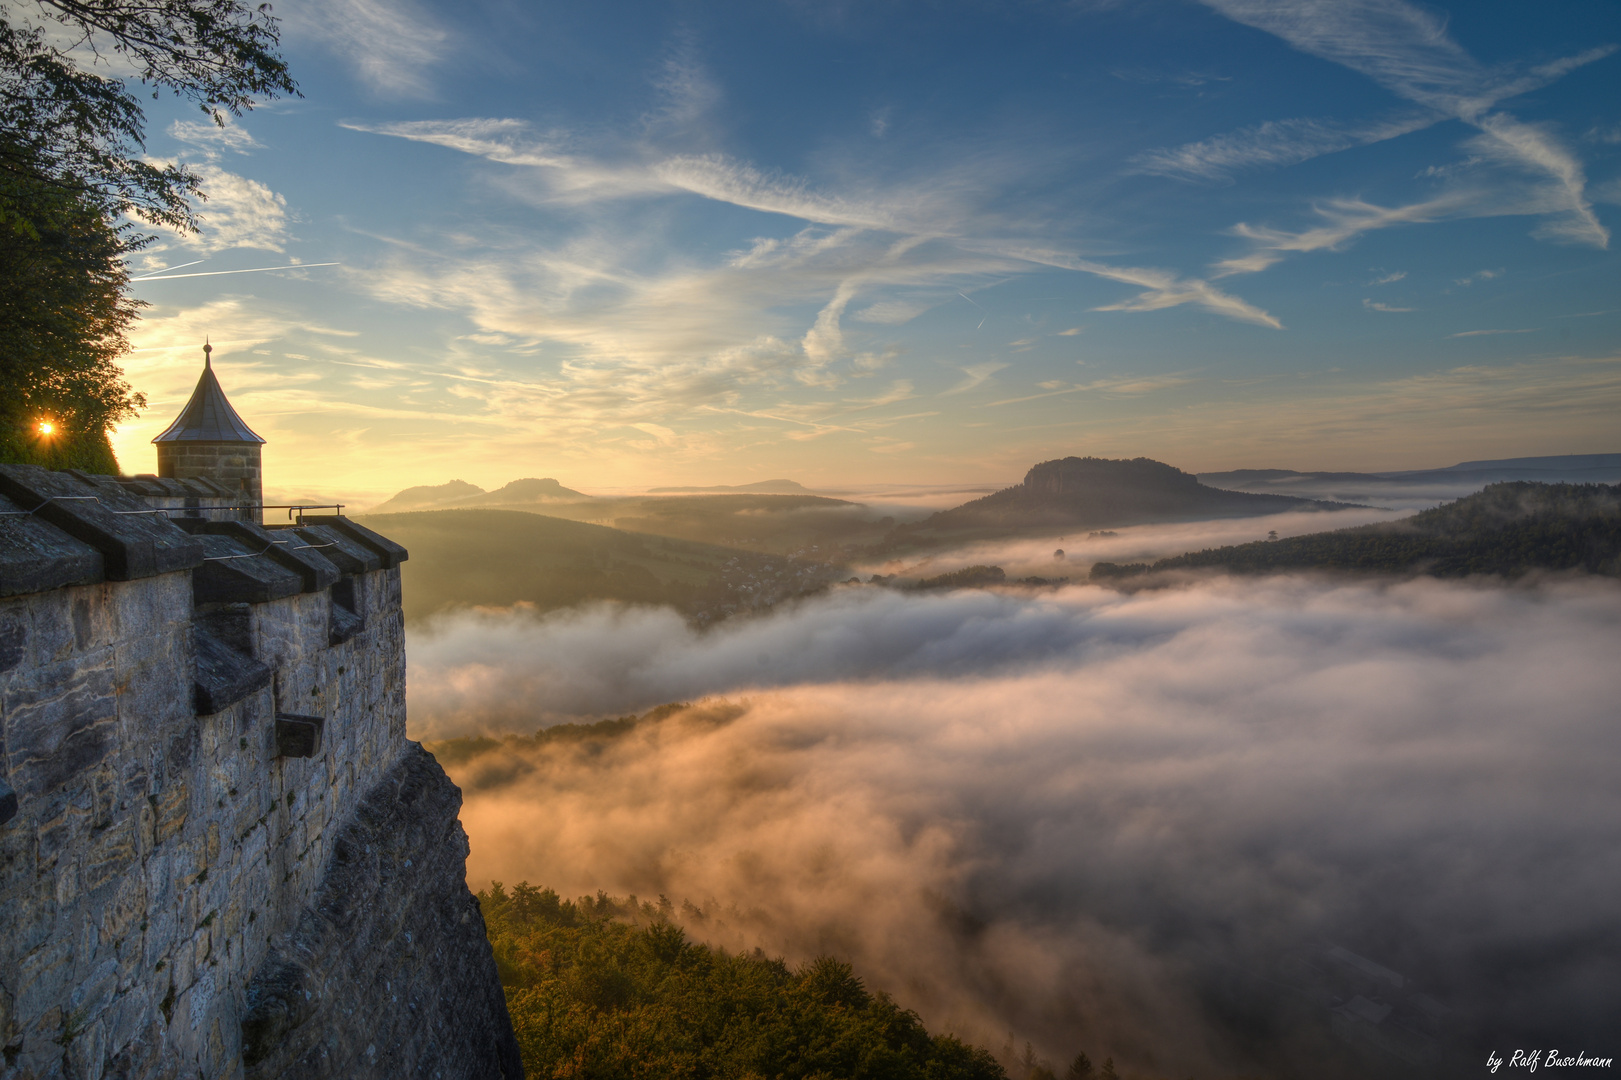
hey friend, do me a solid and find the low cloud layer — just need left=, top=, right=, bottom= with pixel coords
left=410, top=575, right=1621, bottom=1076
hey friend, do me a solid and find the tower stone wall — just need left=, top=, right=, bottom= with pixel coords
left=155, top=442, right=263, bottom=520
left=151, top=349, right=267, bottom=525
left=0, top=464, right=521, bottom=1080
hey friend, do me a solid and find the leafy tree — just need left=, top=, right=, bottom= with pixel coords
left=0, top=0, right=296, bottom=468
left=479, top=881, right=1009, bottom=1080
left=1, top=0, right=297, bottom=234
left=0, top=162, right=143, bottom=471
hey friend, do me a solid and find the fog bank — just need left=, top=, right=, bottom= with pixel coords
left=854, top=505, right=1404, bottom=582
left=410, top=577, right=1621, bottom=1076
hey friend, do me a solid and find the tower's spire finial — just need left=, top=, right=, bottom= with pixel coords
left=203, top=337, right=212, bottom=368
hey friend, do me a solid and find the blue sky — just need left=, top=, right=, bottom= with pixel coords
left=109, top=0, right=1621, bottom=500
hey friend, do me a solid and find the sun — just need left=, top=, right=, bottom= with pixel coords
left=37, top=420, right=55, bottom=436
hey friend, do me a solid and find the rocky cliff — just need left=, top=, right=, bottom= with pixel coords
left=0, top=465, right=519, bottom=1080
left=241, top=744, right=521, bottom=1079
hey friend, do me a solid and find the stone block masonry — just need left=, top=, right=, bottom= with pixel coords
left=156, top=444, right=262, bottom=519
left=0, top=466, right=520, bottom=1079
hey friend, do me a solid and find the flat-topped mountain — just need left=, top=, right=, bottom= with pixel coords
left=895, top=456, right=1347, bottom=541
left=650, top=479, right=810, bottom=494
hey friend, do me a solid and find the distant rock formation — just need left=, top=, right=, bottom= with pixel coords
left=370, top=477, right=590, bottom=514
left=472, top=477, right=591, bottom=505
left=370, top=479, right=487, bottom=513
left=897, top=456, right=1344, bottom=540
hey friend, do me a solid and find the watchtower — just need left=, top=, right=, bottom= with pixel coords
left=152, top=342, right=265, bottom=521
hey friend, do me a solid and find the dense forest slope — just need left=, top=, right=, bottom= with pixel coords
left=1093, top=482, right=1621, bottom=580
left=478, top=883, right=1008, bottom=1080
left=892, top=457, right=1346, bottom=544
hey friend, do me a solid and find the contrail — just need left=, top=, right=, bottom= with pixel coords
left=131, top=262, right=339, bottom=281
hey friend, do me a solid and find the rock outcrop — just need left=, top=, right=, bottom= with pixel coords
left=241, top=743, right=521, bottom=1079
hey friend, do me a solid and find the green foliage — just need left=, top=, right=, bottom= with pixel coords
left=2, top=0, right=297, bottom=468
left=0, top=167, right=142, bottom=471
left=1, top=0, right=296, bottom=235
left=1092, top=483, right=1621, bottom=582
left=479, top=881, right=1008, bottom=1080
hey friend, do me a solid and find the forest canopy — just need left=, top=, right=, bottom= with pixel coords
left=478, top=882, right=1011, bottom=1080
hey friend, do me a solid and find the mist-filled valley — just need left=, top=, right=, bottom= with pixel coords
left=13, top=1, right=1621, bottom=1075
left=365, top=457, right=1621, bottom=1077
left=409, top=566, right=1621, bottom=1077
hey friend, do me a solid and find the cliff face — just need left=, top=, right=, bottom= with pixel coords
left=0, top=465, right=518, bottom=1080
left=242, top=743, right=521, bottom=1079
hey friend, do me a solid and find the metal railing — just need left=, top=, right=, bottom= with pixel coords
left=2, top=496, right=343, bottom=525
left=145, top=503, right=345, bottom=524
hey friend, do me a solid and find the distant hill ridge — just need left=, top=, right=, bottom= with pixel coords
left=897, top=456, right=1349, bottom=539
left=650, top=479, right=809, bottom=494
left=1201, top=452, right=1621, bottom=490
left=1094, top=482, right=1621, bottom=580
left=370, top=477, right=590, bottom=513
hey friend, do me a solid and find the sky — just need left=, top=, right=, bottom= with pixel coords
left=103, top=0, right=1621, bottom=502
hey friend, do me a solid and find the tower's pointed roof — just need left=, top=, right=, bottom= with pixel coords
left=152, top=343, right=265, bottom=444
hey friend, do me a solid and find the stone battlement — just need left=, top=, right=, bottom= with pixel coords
left=0, top=464, right=520, bottom=1080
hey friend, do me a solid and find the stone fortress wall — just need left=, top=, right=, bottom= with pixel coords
left=0, top=464, right=521, bottom=1080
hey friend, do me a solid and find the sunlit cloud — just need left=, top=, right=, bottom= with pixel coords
left=282, top=0, right=450, bottom=98
left=1213, top=195, right=1459, bottom=277
left=169, top=117, right=262, bottom=156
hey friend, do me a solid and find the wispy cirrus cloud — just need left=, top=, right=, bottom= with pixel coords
left=348, top=114, right=1285, bottom=352
left=1212, top=195, right=1459, bottom=277
left=282, top=0, right=449, bottom=98
left=1363, top=299, right=1413, bottom=312
left=1134, top=111, right=1434, bottom=182
left=942, top=362, right=1009, bottom=396
left=1196, top=0, right=1614, bottom=248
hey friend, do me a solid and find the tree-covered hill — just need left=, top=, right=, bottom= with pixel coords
left=478, top=883, right=1008, bottom=1080
left=1091, top=482, right=1621, bottom=581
